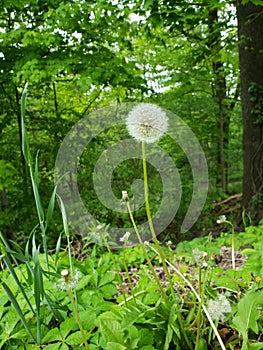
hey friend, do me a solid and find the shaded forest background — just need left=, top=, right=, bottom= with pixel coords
left=0, top=0, right=263, bottom=246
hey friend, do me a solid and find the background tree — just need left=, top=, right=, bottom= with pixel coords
left=237, top=0, right=263, bottom=222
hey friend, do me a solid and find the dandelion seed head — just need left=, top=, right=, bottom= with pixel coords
left=207, top=294, right=231, bottom=321
left=126, top=103, right=168, bottom=143
left=55, top=269, right=82, bottom=291
left=61, top=269, right=70, bottom=278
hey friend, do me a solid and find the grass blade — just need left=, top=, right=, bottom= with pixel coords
left=21, top=83, right=32, bottom=166
left=45, top=186, right=57, bottom=229
left=2, top=282, right=37, bottom=344
left=3, top=254, right=34, bottom=313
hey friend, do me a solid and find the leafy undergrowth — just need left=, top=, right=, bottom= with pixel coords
left=1, top=223, right=263, bottom=350
left=2, top=87, right=262, bottom=350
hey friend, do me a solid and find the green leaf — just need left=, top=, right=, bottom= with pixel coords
left=57, top=195, right=70, bottom=238
left=41, top=328, right=62, bottom=343
left=60, top=318, right=77, bottom=339
left=99, top=317, right=125, bottom=345
left=65, top=330, right=83, bottom=346
left=107, top=343, right=127, bottom=350
left=138, top=328, right=154, bottom=346
left=100, top=284, right=118, bottom=299
left=44, top=292, right=64, bottom=323
left=79, top=310, right=96, bottom=331
left=195, top=338, right=208, bottom=350
left=3, top=254, right=34, bottom=313
left=21, top=83, right=32, bottom=166
left=1, top=307, right=20, bottom=335
left=99, top=271, right=116, bottom=286
left=45, top=186, right=57, bottom=229
left=232, top=291, right=263, bottom=350
left=2, top=282, right=36, bottom=343
left=42, top=342, right=62, bottom=350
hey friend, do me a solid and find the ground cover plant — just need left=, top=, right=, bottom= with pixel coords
left=1, top=87, right=263, bottom=350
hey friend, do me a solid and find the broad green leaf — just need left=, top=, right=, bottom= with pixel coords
left=99, top=271, right=116, bottom=286
left=139, top=328, right=154, bottom=346
left=248, top=343, right=263, bottom=349
left=195, top=338, right=208, bottom=350
left=107, top=343, right=127, bottom=350
left=76, top=275, right=92, bottom=291
left=99, top=318, right=125, bottom=345
left=232, top=291, right=263, bottom=350
left=79, top=310, right=96, bottom=331
left=65, top=330, right=83, bottom=346
left=60, top=318, right=77, bottom=339
left=100, top=284, right=118, bottom=299
left=42, top=328, right=62, bottom=343
left=43, top=342, right=62, bottom=350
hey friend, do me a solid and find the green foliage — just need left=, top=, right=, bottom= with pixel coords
left=232, top=291, right=263, bottom=350
left=0, top=0, right=243, bottom=244
left=1, top=3, right=262, bottom=348
left=2, top=223, right=263, bottom=349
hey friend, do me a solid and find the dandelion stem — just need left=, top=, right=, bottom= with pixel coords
left=141, top=142, right=175, bottom=298
left=224, top=220, right=235, bottom=270
left=68, top=288, right=90, bottom=350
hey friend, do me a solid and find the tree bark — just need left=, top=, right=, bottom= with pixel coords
left=236, top=1, right=263, bottom=221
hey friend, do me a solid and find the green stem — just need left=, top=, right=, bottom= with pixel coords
left=67, top=235, right=74, bottom=275
left=125, top=200, right=167, bottom=300
left=141, top=142, right=175, bottom=298
left=225, top=220, right=235, bottom=270
left=68, top=288, right=90, bottom=350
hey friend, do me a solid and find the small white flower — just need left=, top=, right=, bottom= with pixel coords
left=207, top=294, right=231, bottom=321
left=55, top=269, right=82, bottom=291
left=217, top=215, right=227, bottom=224
left=126, top=103, right=168, bottom=144
left=120, top=231, right=131, bottom=242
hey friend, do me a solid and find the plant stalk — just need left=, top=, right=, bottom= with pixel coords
left=68, top=288, right=90, bottom=350
left=141, top=142, right=175, bottom=298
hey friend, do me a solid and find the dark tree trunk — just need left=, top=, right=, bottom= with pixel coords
left=237, top=1, right=263, bottom=221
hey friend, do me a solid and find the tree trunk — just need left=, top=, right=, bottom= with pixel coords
left=236, top=1, right=263, bottom=221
